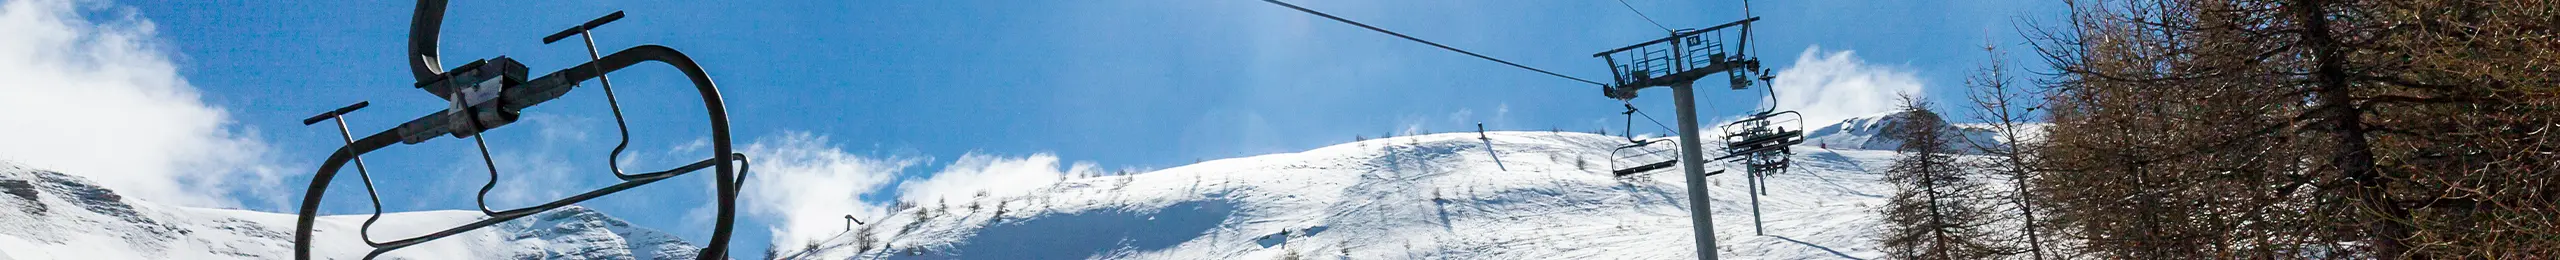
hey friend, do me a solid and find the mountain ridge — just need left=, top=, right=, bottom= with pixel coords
left=1799, top=110, right=2021, bottom=154
left=781, top=127, right=1920, bottom=259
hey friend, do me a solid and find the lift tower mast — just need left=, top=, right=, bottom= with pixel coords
left=1594, top=17, right=1766, bottom=260
left=1250, top=1, right=1782, bottom=257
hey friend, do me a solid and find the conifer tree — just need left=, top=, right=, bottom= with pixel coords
left=2029, top=0, right=2559, bottom=257
left=1878, top=97, right=2002, bottom=259
left=1962, top=44, right=2048, bottom=259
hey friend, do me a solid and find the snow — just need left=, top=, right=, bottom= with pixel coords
left=0, top=162, right=698, bottom=260
left=0, top=110, right=2017, bottom=260
left=777, top=117, right=1957, bottom=259
left=1802, top=111, right=2010, bottom=154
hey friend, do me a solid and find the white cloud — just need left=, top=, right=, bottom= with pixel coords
left=735, top=131, right=917, bottom=249
left=0, top=0, right=284, bottom=208
left=1768, top=46, right=1925, bottom=128
left=1445, top=108, right=1474, bottom=126
left=893, top=153, right=1097, bottom=206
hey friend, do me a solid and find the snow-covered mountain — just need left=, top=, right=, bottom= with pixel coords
left=772, top=114, right=1974, bottom=259
left=1801, top=111, right=2017, bottom=154
left=0, top=162, right=700, bottom=259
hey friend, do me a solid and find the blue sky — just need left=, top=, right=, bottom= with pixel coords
left=3, top=0, right=2064, bottom=258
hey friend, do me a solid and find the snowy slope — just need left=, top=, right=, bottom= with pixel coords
left=0, top=162, right=700, bottom=260
left=775, top=116, right=1976, bottom=259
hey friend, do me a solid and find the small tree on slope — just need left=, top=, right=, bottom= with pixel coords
left=1963, top=44, right=2048, bottom=259
left=1879, top=96, right=2004, bottom=259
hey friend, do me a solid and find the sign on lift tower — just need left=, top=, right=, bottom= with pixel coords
left=1593, top=17, right=1770, bottom=260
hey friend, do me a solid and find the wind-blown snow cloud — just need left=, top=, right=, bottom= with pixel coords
left=1769, top=46, right=1925, bottom=127
left=737, top=131, right=918, bottom=249
left=894, top=153, right=1097, bottom=205
left=0, top=0, right=284, bottom=207
left=728, top=131, right=1109, bottom=249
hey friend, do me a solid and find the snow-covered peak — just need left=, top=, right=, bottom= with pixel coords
left=780, top=131, right=1905, bottom=259
left=1800, top=110, right=2013, bottom=153
left=0, top=161, right=701, bottom=260
left=505, top=205, right=705, bottom=260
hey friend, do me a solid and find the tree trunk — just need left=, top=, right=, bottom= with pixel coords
left=2288, top=0, right=2413, bottom=258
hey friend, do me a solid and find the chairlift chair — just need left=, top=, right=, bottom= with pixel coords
left=1611, top=138, right=1682, bottom=177
left=1716, top=111, right=1804, bottom=178
left=1719, top=110, right=1801, bottom=238
left=1609, top=104, right=1683, bottom=177
left=1717, top=112, right=1803, bottom=161
left=291, top=2, right=752, bottom=259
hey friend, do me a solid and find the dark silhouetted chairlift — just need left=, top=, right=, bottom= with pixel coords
left=291, top=2, right=751, bottom=259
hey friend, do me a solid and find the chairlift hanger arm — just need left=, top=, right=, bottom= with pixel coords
left=408, top=0, right=449, bottom=82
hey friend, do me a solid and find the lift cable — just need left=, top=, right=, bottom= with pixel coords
left=1624, top=102, right=1678, bottom=136
left=1614, top=0, right=1673, bottom=33
left=1261, top=0, right=1607, bottom=86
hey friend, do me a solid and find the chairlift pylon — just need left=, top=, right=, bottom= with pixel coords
left=291, top=2, right=752, bottom=259
left=1256, top=0, right=1777, bottom=257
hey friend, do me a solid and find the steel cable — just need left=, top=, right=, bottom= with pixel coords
left=1261, top=0, right=1607, bottom=87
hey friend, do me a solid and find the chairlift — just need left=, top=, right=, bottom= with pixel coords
left=1610, top=104, right=1683, bottom=177
left=291, top=2, right=751, bottom=259
left=1715, top=110, right=1805, bottom=174
left=1611, top=138, right=1682, bottom=177
left=1719, top=109, right=1801, bottom=238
